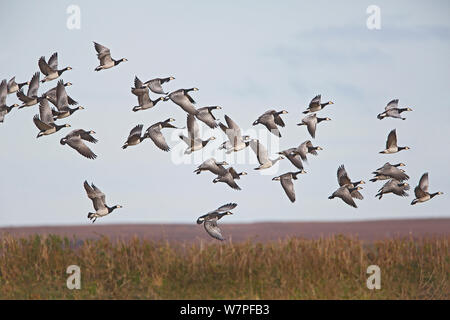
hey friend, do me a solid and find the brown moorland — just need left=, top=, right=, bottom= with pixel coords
left=0, top=219, right=448, bottom=299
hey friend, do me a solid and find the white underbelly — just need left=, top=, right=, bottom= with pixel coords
left=44, top=127, right=57, bottom=135
left=103, top=61, right=114, bottom=69
left=192, top=142, right=205, bottom=151
left=57, top=111, right=70, bottom=119
left=96, top=208, right=109, bottom=216
left=386, top=147, right=398, bottom=153
left=46, top=73, right=59, bottom=81
left=140, top=103, right=154, bottom=109
left=8, top=86, right=18, bottom=94
left=259, top=161, right=273, bottom=169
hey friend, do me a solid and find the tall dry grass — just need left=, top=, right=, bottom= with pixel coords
left=0, top=234, right=448, bottom=299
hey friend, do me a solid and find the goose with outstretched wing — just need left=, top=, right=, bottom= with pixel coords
left=196, top=203, right=237, bottom=241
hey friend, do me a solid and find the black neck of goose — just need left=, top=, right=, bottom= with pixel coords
left=352, top=180, right=363, bottom=186
left=18, top=82, right=27, bottom=89
left=58, top=68, right=69, bottom=75
left=317, top=118, right=326, bottom=123
left=55, top=124, right=66, bottom=131
left=114, top=59, right=125, bottom=66
left=164, top=123, right=177, bottom=129
left=217, top=212, right=228, bottom=219
left=69, top=107, right=82, bottom=114
left=186, top=88, right=196, bottom=92
left=107, top=205, right=119, bottom=213
left=320, top=102, right=330, bottom=107
left=398, top=147, right=408, bottom=151
left=430, top=192, right=440, bottom=198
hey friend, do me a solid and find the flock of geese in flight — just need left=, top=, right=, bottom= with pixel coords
left=0, top=42, right=444, bottom=241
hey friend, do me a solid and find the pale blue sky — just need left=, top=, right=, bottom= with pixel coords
left=0, top=1, right=449, bottom=226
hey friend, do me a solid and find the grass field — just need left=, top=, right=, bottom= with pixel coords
left=0, top=234, right=448, bottom=299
